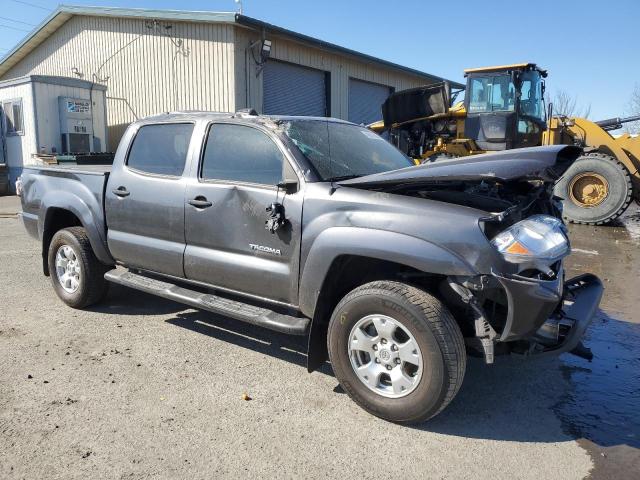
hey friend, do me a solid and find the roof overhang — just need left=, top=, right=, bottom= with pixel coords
left=235, top=15, right=465, bottom=89
left=0, top=4, right=463, bottom=88
left=0, top=74, right=107, bottom=91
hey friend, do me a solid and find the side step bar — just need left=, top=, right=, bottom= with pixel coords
left=104, top=269, right=310, bottom=335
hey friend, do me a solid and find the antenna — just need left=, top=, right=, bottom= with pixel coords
left=235, top=0, right=243, bottom=15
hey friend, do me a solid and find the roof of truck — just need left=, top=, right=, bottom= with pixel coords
left=138, top=111, right=353, bottom=125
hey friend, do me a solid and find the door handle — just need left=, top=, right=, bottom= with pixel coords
left=188, top=196, right=213, bottom=208
left=112, top=186, right=130, bottom=197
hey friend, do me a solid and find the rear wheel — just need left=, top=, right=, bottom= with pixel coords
left=327, top=281, right=466, bottom=423
left=48, top=227, right=109, bottom=308
left=554, top=153, right=632, bottom=225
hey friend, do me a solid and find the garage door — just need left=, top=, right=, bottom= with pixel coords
left=348, top=78, right=392, bottom=125
left=263, top=61, right=328, bottom=117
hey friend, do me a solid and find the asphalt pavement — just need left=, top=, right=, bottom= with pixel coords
left=0, top=196, right=637, bottom=479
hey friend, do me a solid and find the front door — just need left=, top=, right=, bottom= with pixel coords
left=105, top=122, right=195, bottom=278
left=184, top=122, right=302, bottom=305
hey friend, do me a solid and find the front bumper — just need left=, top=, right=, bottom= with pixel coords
left=525, top=273, right=603, bottom=357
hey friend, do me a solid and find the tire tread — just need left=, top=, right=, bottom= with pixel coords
left=328, top=280, right=466, bottom=423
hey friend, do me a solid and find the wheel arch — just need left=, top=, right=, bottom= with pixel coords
left=40, top=192, right=113, bottom=275
left=301, top=227, right=476, bottom=372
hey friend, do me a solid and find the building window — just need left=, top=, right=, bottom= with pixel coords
left=3, top=99, right=24, bottom=136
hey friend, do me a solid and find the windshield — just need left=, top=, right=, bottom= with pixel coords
left=281, top=120, right=414, bottom=181
left=468, top=75, right=516, bottom=113
left=518, top=70, right=545, bottom=121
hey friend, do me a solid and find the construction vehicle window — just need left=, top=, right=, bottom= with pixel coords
left=519, top=71, right=545, bottom=121
left=468, top=76, right=515, bottom=113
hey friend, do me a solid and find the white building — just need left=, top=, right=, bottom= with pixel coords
left=0, top=5, right=461, bottom=191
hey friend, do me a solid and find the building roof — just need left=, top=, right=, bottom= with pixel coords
left=0, top=74, right=107, bottom=90
left=0, top=4, right=464, bottom=88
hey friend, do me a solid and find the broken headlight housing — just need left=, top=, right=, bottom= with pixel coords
left=491, top=215, right=570, bottom=264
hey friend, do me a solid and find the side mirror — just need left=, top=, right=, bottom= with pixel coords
left=277, top=179, right=298, bottom=194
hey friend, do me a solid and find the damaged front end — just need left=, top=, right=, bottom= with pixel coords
left=445, top=271, right=603, bottom=364
left=339, top=145, right=603, bottom=362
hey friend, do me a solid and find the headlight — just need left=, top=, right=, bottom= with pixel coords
left=491, top=215, right=569, bottom=264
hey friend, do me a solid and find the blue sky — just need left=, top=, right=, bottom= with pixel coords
left=0, top=0, right=638, bottom=121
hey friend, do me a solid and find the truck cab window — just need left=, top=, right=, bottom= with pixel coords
left=201, top=124, right=284, bottom=185
left=127, top=123, right=194, bottom=176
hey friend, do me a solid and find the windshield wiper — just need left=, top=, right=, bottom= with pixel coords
left=327, top=174, right=362, bottom=182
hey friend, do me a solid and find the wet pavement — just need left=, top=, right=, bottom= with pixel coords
left=562, top=206, right=640, bottom=477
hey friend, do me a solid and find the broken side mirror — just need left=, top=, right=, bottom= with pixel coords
left=278, top=161, right=299, bottom=194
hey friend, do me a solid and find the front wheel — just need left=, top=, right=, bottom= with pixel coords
left=48, top=227, right=109, bottom=308
left=327, top=281, right=466, bottom=423
left=554, top=153, right=632, bottom=225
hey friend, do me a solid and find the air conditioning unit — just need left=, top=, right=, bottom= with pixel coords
left=58, top=97, right=94, bottom=153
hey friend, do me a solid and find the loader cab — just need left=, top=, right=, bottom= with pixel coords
left=464, top=63, right=547, bottom=151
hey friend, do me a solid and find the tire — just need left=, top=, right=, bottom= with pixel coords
left=48, top=227, right=109, bottom=309
left=554, top=153, right=632, bottom=225
left=327, top=281, right=466, bottom=423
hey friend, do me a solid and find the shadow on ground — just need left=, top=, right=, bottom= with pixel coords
left=99, top=277, right=639, bottom=449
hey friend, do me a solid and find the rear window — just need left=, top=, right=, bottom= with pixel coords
left=127, top=123, right=194, bottom=176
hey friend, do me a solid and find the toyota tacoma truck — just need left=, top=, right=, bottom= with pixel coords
left=18, top=111, right=603, bottom=423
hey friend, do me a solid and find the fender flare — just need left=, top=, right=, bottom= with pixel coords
left=298, top=227, right=476, bottom=318
left=39, top=190, right=114, bottom=266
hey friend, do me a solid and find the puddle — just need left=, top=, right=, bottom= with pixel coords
left=555, top=313, right=640, bottom=448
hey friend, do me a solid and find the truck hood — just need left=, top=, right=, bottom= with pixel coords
left=338, top=145, right=581, bottom=188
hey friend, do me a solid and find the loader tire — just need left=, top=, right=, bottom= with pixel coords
left=554, top=152, right=632, bottom=225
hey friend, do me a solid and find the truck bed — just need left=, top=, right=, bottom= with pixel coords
left=19, top=164, right=111, bottom=264
left=25, top=164, right=112, bottom=176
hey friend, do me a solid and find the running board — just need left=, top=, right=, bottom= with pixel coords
left=104, top=269, right=310, bottom=335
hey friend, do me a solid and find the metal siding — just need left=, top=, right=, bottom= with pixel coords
left=263, top=60, right=326, bottom=116
left=235, top=28, right=432, bottom=120
left=1, top=15, right=436, bottom=148
left=1, top=15, right=235, bottom=150
left=348, top=78, right=390, bottom=125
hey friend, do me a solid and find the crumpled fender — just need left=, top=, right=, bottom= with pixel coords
left=298, top=226, right=476, bottom=318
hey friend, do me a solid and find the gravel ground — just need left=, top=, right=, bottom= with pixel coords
left=0, top=195, right=635, bottom=479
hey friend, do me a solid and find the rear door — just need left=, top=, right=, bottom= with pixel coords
left=105, top=122, right=195, bottom=278
left=183, top=121, right=303, bottom=304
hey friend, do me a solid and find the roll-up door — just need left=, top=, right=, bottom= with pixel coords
left=348, top=78, right=392, bottom=125
left=263, top=60, right=327, bottom=116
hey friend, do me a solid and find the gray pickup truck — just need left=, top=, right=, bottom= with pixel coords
left=18, top=111, right=603, bottom=423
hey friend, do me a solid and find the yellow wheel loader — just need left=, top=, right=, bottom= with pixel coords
left=371, top=63, right=640, bottom=225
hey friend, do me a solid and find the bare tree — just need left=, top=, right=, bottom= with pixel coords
left=551, top=89, right=591, bottom=118
left=625, top=83, right=640, bottom=134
